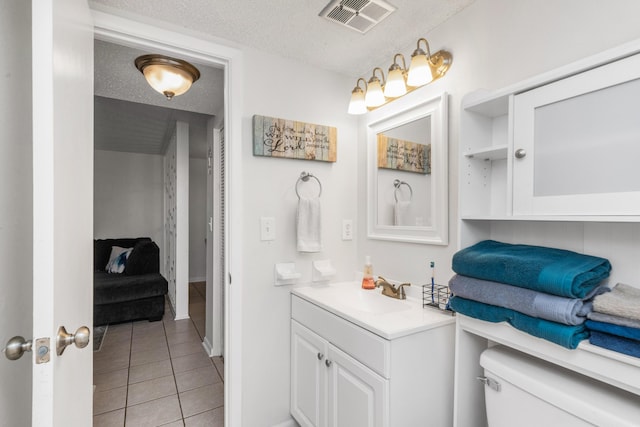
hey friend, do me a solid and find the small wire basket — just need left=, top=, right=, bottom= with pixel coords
left=423, top=284, right=454, bottom=314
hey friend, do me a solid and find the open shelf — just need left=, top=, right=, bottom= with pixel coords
left=457, top=315, right=640, bottom=395
left=462, top=144, right=508, bottom=161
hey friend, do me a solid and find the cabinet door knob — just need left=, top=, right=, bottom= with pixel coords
left=515, top=148, right=527, bottom=159
left=317, top=352, right=324, bottom=361
left=325, top=359, right=332, bottom=367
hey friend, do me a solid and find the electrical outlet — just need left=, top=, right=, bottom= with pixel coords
left=342, top=219, right=353, bottom=240
left=260, top=217, right=275, bottom=241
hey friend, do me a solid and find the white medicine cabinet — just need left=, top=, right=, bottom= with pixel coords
left=461, top=50, right=640, bottom=221
left=455, top=40, right=640, bottom=427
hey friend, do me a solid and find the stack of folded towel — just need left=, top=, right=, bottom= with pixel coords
left=586, top=283, right=640, bottom=358
left=449, top=240, right=611, bottom=349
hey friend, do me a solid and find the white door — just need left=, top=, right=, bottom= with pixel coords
left=327, top=344, right=388, bottom=427
left=0, top=1, right=35, bottom=425
left=512, top=52, right=640, bottom=216
left=291, top=321, right=328, bottom=427
left=1, top=1, right=94, bottom=426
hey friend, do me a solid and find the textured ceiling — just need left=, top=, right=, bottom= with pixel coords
left=95, top=39, right=223, bottom=116
left=92, top=0, right=476, bottom=157
left=94, top=40, right=222, bottom=158
left=90, top=0, right=475, bottom=78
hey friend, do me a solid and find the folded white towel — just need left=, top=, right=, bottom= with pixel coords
left=297, top=196, right=321, bottom=252
left=394, top=201, right=410, bottom=226
left=593, top=283, right=640, bottom=321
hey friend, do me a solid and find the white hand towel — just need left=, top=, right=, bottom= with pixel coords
left=297, top=196, right=322, bottom=252
left=394, top=201, right=410, bottom=226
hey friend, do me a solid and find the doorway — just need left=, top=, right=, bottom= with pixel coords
left=93, top=9, right=243, bottom=425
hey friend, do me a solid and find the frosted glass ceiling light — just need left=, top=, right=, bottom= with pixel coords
left=364, top=68, right=386, bottom=108
left=348, top=78, right=368, bottom=115
left=135, top=54, right=201, bottom=100
left=384, top=54, right=408, bottom=98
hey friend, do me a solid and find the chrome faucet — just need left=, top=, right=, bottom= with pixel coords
left=375, top=276, right=411, bottom=300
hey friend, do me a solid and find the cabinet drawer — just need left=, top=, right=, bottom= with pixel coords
left=292, top=295, right=390, bottom=378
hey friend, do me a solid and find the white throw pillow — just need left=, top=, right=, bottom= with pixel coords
left=105, top=246, right=133, bottom=274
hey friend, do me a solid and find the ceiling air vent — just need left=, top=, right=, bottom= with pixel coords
left=320, top=0, right=396, bottom=34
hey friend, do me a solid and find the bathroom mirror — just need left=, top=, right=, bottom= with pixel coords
left=367, top=92, right=448, bottom=245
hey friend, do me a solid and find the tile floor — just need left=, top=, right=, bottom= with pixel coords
left=93, top=282, right=224, bottom=427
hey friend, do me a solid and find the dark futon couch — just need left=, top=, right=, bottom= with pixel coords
left=94, top=237, right=168, bottom=326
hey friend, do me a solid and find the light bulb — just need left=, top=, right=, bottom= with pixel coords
left=365, top=77, right=385, bottom=107
left=348, top=86, right=367, bottom=115
left=384, top=67, right=407, bottom=98
left=407, top=53, right=431, bottom=87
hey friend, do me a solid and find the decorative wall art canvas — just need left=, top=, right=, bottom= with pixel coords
left=377, top=134, right=431, bottom=174
left=253, top=115, right=337, bottom=162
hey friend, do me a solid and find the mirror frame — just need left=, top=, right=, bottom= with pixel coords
left=366, top=91, right=448, bottom=245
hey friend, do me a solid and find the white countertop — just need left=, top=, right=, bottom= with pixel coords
left=291, top=281, right=455, bottom=340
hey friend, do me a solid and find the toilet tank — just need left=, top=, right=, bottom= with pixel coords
left=479, top=346, right=640, bottom=427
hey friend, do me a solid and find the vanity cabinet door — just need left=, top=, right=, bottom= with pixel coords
left=291, top=321, right=328, bottom=427
left=512, top=53, right=640, bottom=216
left=326, top=344, right=389, bottom=427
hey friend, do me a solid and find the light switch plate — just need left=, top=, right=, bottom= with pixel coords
left=261, top=217, right=275, bottom=241
left=342, top=219, right=353, bottom=240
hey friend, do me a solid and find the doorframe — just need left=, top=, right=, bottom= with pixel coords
left=92, top=9, right=244, bottom=425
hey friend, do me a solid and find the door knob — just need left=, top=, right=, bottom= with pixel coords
left=56, top=326, right=90, bottom=356
left=515, top=148, right=527, bottom=159
left=3, top=336, right=32, bottom=360
left=325, top=359, right=332, bottom=367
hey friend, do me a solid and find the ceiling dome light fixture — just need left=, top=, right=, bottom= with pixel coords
left=347, top=37, right=452, bottom=115
left=135, top=54, right=201, bottom=100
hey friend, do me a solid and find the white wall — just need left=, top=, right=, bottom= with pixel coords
left=94, top=150, right=164, bottom=246
left=240, top=47, right=359, bottom=426
left=189, top=158, right=207, bottom=281
left=95, top=145, right=209, bottom=284
left=176, top=123, right=190, bottom=318
left=357, top=0, right=640, bottom=291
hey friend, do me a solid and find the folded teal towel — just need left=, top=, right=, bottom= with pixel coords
left=449, top=296, right=589, bottom=349
left=586, top=320, right=640, bottom=341
left=449, top=274, right=607, bottom=325
left=589, top=331, right=640, bottom=358
left=452, top=240, right=611, bottom=298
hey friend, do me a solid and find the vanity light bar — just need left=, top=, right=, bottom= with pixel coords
left=348, top=37, right=452, bottom=114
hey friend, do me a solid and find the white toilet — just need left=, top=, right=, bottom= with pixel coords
left=479, top=345, right=640, bottom=427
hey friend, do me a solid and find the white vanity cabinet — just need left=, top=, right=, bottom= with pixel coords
left=290, top=288, right=455, bottom=427
left=291, top=320, right=387, bottom=427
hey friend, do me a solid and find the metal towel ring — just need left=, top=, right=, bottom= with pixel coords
left=296, top=172, right=322, bottom=199
left=393, top=179, right=413, bottom=202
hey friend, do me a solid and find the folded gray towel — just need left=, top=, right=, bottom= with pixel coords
left=587, top=311, right=640, bottom=329
left=448, top=274, right=607, bottom=325
left=593, top=283, right=640, bottom=321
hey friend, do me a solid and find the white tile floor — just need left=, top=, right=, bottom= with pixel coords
left=93, top=282, right=224, bottom=427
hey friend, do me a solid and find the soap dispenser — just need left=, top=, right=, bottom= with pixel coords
left=361, top=256, right=375, bottom=290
